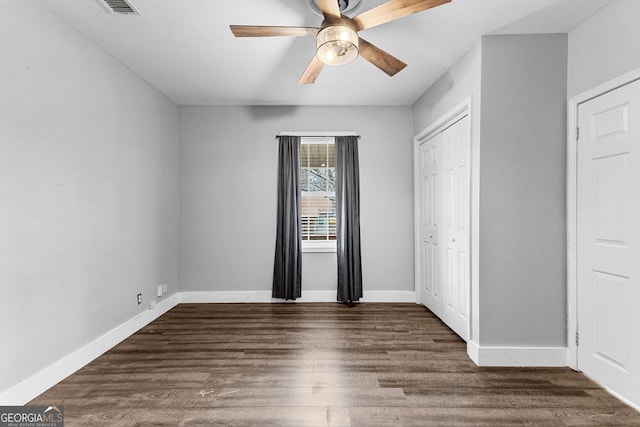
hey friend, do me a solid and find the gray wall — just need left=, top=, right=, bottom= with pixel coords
left=413, top=41, right=482, bottom=135
left=568, top=0, right=640, bottom=98
left=0, top=2, right=180, bottom=393
left=412, top=35, right=568, bottom=348
left=179, top=106, right=415, bottom=294
left=479, top=34, right=567, bottom=346
left=413, top=42, right=482, bottom=342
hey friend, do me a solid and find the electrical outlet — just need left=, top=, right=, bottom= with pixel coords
left=137, top=293, right=142, bottom=305
left=163, top=283, right=168, bottom=293
left=149, top=299, right=157, bottom=309
left=157, top=285, right=163, bottom=297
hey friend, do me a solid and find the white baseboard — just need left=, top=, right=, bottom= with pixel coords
left=180, top=291, right=273, bottom=303
left=0, top=293, right=180, bottom=406
left=180, top=290, right=416, bottom=303
left=300, top=291, right=337, bottom=302
left=467, top=340, right=480, bottom=363
left=361, top=291, right=416, bottom=303
left=467, top=341, right=568, bottom=367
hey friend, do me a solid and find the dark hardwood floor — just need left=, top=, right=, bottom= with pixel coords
left=31, top=303, right=640, bottom=426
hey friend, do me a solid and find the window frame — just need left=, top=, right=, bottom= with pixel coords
left=300, top=136, right=337, bottom=253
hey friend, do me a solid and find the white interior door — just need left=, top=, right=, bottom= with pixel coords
left=418, top=115, right=470, bottom=340
left=577, top=78, right=640, bottom=405
left=419, top=133, right=442, bottom=318
left=441, top=116, right=470, bottom=340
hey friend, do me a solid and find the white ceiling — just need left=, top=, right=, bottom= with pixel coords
left=41, top=0, right=611, bottom=106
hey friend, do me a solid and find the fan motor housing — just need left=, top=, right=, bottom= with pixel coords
left=306, top=0, right=365, bottom=17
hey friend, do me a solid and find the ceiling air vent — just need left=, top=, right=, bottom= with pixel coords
left=96, top=0, right=140, bottom=15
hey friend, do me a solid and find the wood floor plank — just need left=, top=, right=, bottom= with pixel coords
left=28, top=303, right=640, bottom=426
left=348, top=406, right=560, bottom=427
left=71, top=407, right=351, bottom=427
left=376, top=371, right=603, bottom=389
left=48, top=387, right=406, bottom=409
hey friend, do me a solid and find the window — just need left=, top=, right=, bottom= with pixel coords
left=300, top=137, right=336, bottom=252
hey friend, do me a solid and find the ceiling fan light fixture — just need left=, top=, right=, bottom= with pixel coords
left=316, top=26, right=359, bottom=66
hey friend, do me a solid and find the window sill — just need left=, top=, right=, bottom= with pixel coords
left=302, top=244, right=337, bottom=253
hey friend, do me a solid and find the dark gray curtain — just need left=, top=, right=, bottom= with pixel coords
left=335, top=135, right=363, bottom=304
left=272, top=135, right=302, bottom=300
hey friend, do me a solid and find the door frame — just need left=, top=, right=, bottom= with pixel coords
left=413, top=96, right=472, bottom=337
left=567, top=67, right=640, bottom=370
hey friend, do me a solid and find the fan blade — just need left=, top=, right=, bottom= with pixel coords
left=352, top=0, right=450, bottom=31
left=358, top=37, right=407, bottom=76
left=230, top=25, right=319, bottom=37
left=317, top=0, right=342, bottom=21
left=298, top=55, right=324, bottom=85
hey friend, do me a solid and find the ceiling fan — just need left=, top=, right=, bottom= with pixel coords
left=230, top=0, right=451, bottom=84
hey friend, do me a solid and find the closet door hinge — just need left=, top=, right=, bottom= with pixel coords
left=576, top=331, right=579, bottom=346
left=576, top=127, right=580, bottom=140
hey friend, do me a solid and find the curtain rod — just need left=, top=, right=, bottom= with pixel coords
left=275, top=132, right=360, bottom=140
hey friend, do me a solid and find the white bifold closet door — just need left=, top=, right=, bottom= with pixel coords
left=577, top=78, right=640, bottom=405
left=419, top=115, right=470, bottom=340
